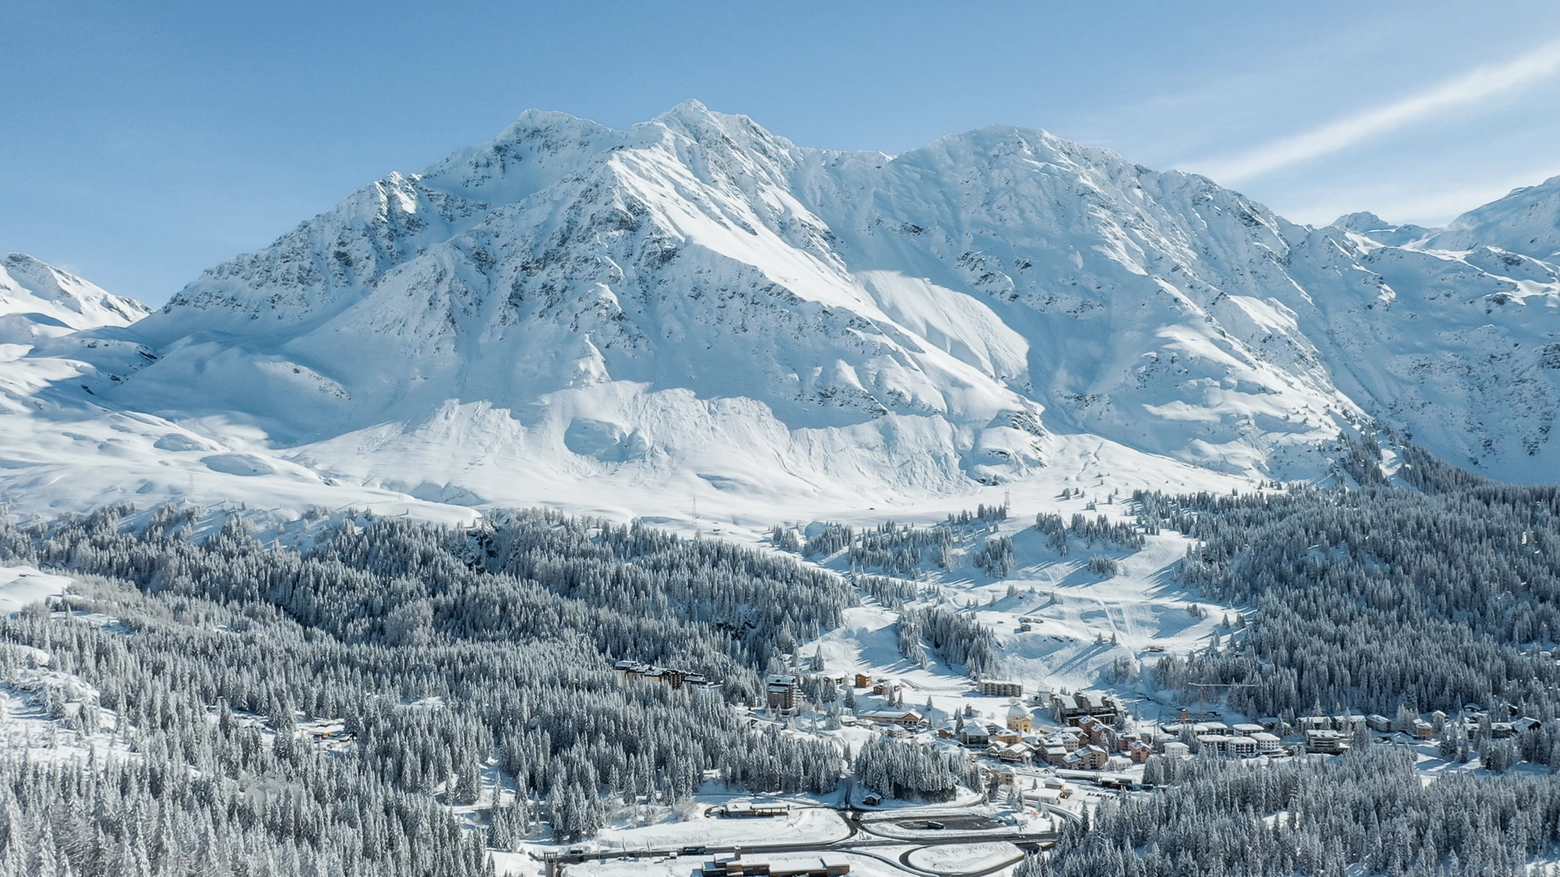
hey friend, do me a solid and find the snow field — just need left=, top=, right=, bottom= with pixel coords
left=906, top=842, right=1023, bottom=874
left=587, top=805, right=849, bottom=853
left=0, top=566, right=69, bottom=614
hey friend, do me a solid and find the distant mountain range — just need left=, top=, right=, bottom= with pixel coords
left=6, top=101, right=1560, bottom=516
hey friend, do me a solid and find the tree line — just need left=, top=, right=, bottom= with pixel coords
left=0, top=502, right=858, bottom=870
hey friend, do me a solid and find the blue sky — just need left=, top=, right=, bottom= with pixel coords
left=7, top=1, right=1560, bottom=304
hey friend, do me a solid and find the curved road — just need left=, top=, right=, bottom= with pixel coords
left=551, top=784, right=1060, bottom=873
left=550, top=825, right=1056, bottom=869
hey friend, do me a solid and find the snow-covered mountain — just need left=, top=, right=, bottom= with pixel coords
left=0, top=254, right=149, bottom=342
left=1426, top=175, right=1560, bottom=259
left=6, top=102, right=1560, bottom=517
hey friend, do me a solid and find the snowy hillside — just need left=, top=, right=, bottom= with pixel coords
left=0, top=253, right=149, bottom=343
left=1427, top=175, right=1560, bottom=260
left=5, top=102, right=1560, bottom=517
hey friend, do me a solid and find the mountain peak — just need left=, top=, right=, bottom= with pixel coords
left=0, top=253, right=149, bottom=337
left=1331, top=211, right=1392, bottom=232
left=1431, top=174, right=1560, bottom=259
left=14, top=103, right=1560, bottom=518
left=656, top=97, right=712, bottom=119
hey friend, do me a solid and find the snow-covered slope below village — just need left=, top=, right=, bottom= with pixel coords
left=5, top=102, right=1560, bottom=518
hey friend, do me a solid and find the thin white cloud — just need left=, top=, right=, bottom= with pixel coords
left=1193, top=41, right=1560, bottom=183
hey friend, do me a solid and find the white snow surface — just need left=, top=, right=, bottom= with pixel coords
left=0, top=253, right=150, bottom=343
left=590, top=805, right=848, bottom=852
left=906, top=842, right=1023, bottom=874
left=0, top=567, right=69, bottom=614
left=529, top=853, right=921, bottom=877
left=5, top=101, right=1560, bottom=520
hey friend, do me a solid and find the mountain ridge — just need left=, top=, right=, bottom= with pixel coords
left=6, top=101, right=1560, bottom=517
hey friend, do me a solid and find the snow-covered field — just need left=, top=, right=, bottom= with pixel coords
left=587, top=805, right=849, bottom=853
left=549, top=850, right=1003, bottom=877
left=0, top=566, right=69, bottom=614
left=906, top=842, right=1023, bottom=874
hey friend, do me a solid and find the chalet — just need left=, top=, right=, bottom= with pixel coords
left=1090, top=691, right=1122, bottom=721
left=1065, top=744, right=1109, bottom=770
left=979, top=680, right=1024, bottom=697
left=997, top=743, right=1032, bottom=763
left=993, top=727, right=1023, bottom=745
left=1298, top=716, right=1332, bottom=733
left=1366, top=714, right=1394, bottom=733
left=854, top=673, right=872, bottom=689
left=1513, top=717, right=1543, bottom=733
left=1042, top=744, right=1069, bottom=766
left=1126, top=739, right=1153, bottom=764
left=1162, top=741, right=1190, bottom=757
left=959, top=724, right=991, bottom=747
left=1029, top=785, right=1062, bottom=807
left=871, top=679, right=901, bottom=697
left=1411, top=719, right=1435, bottom=739
left=858, top=709, right=923, bottom=729
left=1051, top=691, right=1120, bottom=724
left=1076, top=716, right=1116, bottom=749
